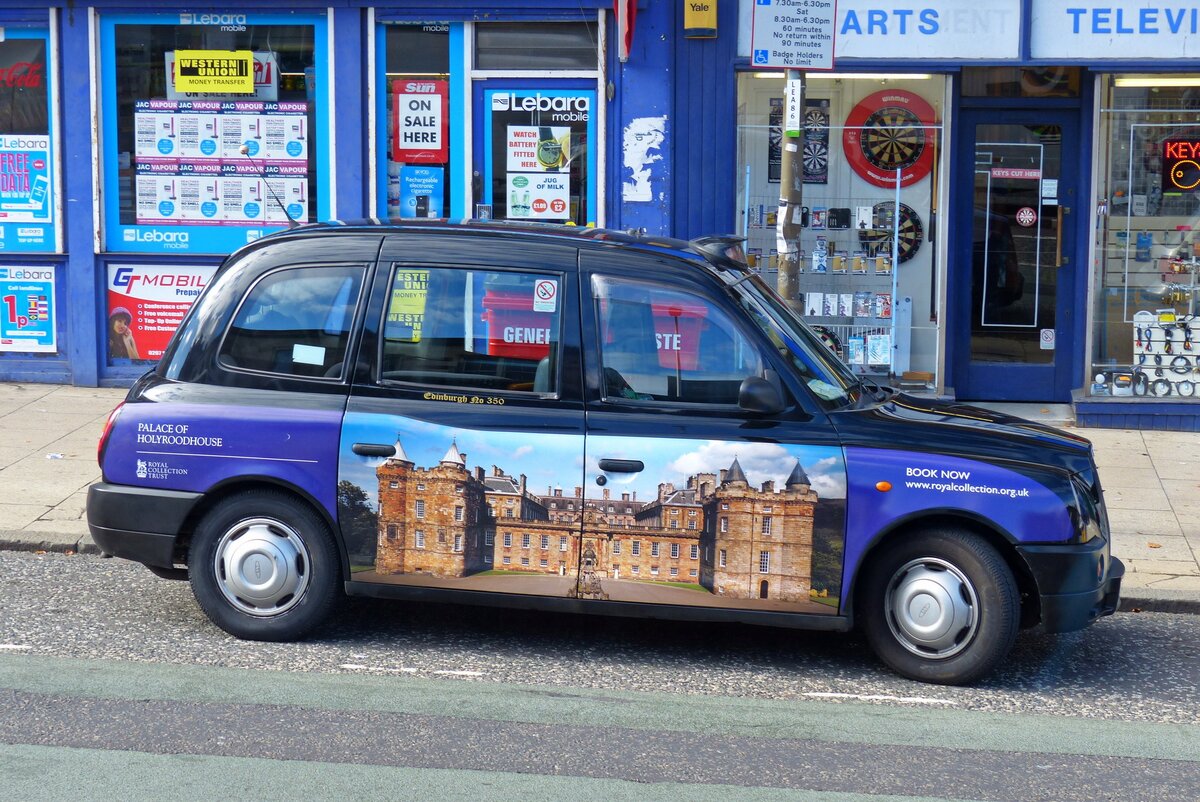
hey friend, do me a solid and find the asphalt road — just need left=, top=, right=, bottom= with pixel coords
left=0, top=551, right=1197, bottom=800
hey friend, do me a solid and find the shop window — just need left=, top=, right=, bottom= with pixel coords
left=0, top=30, right=56, bottom=254
left=101, top=13, right=327, bottom=255
left=735, top=73, right=947, bottom=391
left=382, top=23, right=451, bottom=220
left=1091, top=76, right=1200, bottom=399
left=962, top=67, right=1080, bottom=99
left=474, top=22, right=597, bottom=71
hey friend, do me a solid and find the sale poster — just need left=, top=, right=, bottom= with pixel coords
left=392, top=80, right=448, bottom=164
left=0, top=264, right=55, bottom=353
left=106, top=264, right=216, bottom=364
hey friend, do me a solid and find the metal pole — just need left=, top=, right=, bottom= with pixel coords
left=776, top=70, right=805, bottom=310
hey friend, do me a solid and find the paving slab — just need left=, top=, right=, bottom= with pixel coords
left=1102, top=485, right=1172, bottom=511
left=1110, top=533, right=1194, bottom=562
left=1106, top=508, right=1183, bottom=537
left=0, top=504, right=52, bottom=530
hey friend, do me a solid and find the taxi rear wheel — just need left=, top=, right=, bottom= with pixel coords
left=189, top=490, right=341, bottom=641
left=860, top=529, right=1019, bottom=685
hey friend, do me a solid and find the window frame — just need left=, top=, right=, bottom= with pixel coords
left=588, top=271, right=774, bottom=410
left=216, top=262, right=368, bottom=382
left=375, top=261, right=568, bottom=398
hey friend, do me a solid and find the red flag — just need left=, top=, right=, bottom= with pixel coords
left=615, top=0, right=637, bottom=62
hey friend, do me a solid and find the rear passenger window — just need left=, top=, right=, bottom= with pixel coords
left=593, top=275, right=763, bottom=404
left=381, top=266, right=560, bottom=394
left=219, top=265, right=364, bottom=378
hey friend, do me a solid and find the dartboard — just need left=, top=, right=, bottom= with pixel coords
left=843, top=90, right=937, bottom=188
left=803, top=140, right=828, bottom=175
left=860, top=106, right=927, bottom=171
left=860, top=202, right=924, bottom=264
left=805, top=108, right=828, bottom=130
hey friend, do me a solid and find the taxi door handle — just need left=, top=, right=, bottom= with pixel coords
left=353, top=443, right=396, bottom=457
left=598, top=458, right=644, bottom=473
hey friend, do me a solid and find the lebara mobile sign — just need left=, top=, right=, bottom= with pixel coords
left=1163, top=139, right=1200, bottom=192
left=0, top=265, right=56, bottom=353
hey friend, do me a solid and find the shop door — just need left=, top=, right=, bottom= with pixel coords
left=950, top=110, right=1080, bottom=402
left=472, top=80, right=597, bottom=226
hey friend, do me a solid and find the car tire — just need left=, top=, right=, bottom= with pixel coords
left=860, top=528, right=1019, bottom=685
left=189, top=490, right=341, bottom=641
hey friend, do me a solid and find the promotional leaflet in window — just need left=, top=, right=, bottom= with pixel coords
left=0, top=265, right=55, bottom=353
left=0, top=34, right=56, bottom=253
left=105, top=264, right=217, bottom=365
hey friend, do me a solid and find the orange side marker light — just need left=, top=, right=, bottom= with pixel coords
left=875, top=481, right=892, bottom=492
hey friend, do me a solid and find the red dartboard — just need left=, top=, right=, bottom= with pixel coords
left=843, top=90, right=938, bottom=189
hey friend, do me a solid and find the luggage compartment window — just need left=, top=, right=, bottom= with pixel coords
left=219, top=265, right=364, bottom=378
left=592, top=275, right=764, bottom=404
left=382, top=266, right=561, bottom=394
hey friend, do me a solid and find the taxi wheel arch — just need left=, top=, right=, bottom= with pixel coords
left=858, top=526, right=1020, bottom=685
left=188, top=488, right=342, bottom=641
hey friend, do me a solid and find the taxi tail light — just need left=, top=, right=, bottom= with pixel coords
left=97, top=403, right=125, bottom=468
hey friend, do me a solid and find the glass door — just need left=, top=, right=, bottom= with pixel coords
left=472, top=80, right=597, bottom=226
left=951, top=110, right=1081, bottom=401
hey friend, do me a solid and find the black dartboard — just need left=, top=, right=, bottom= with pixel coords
left=860, top=106, right=927, bottom=171
left=860, top=202, right=924, bottom=264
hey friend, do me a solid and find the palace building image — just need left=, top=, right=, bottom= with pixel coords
left=374, top=438, right=820, bottom=603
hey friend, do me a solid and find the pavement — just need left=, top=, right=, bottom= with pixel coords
left=0, top=382, right=1197, bottom=614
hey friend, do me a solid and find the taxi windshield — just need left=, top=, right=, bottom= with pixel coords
left=730, top=274, right=863, bottom=408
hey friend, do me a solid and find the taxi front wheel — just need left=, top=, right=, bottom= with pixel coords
left=860, top=529, right=1019, bottom=685
left=189, top=490, right=341, bottom=641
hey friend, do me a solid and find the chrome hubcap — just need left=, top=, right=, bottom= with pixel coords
left=214, top=517, right=310, bottom=617
left=885, top=557, right=978, bottom=660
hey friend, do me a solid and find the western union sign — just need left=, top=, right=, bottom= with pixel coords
left=174, top=50, right=254, bottom=93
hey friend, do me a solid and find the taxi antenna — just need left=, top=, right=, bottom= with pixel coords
left=239, top=144, right=299, bottom=229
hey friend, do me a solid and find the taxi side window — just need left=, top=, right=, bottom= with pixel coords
left=219, top=265, right=364, bottom=379
left=381, top=266, right=560, bottom=394
left=593, top=275, right=763, bottom=404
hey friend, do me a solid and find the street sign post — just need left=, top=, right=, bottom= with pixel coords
left=750, top=0, right=837, bottom=71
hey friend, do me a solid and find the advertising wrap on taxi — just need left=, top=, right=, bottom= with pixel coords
left=106, top=264, right=216, bottom=363
left=0, top=36, right=56, bottom=253
left=0, top=265, right=56, bottom=353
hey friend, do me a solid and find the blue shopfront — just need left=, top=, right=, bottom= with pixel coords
left=2, top=1, right=1199, bottom=428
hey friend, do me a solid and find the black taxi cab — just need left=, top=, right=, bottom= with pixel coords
left=87, top=221, right=1123, bottom=685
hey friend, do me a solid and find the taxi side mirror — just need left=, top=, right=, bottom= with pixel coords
left=738, top=376, right=785, bottom=415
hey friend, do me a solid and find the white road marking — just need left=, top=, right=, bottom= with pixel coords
left=0, top=644, right=32, bottom=651
left=803, top=691, right=958, bottom=706
left=433, top=670, right=485, bottom=677
left=338, top=663, right=419, bottom=674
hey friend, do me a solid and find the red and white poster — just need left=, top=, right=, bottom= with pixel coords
left=392, top=80, right=448, bottom=164
left=106, top=264, right=217, bottom=363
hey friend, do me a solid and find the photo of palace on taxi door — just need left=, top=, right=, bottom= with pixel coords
left=353, top=427, right=846, bottom=614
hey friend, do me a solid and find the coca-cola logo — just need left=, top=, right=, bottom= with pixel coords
left=0, top=62, right=44, bottom=89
